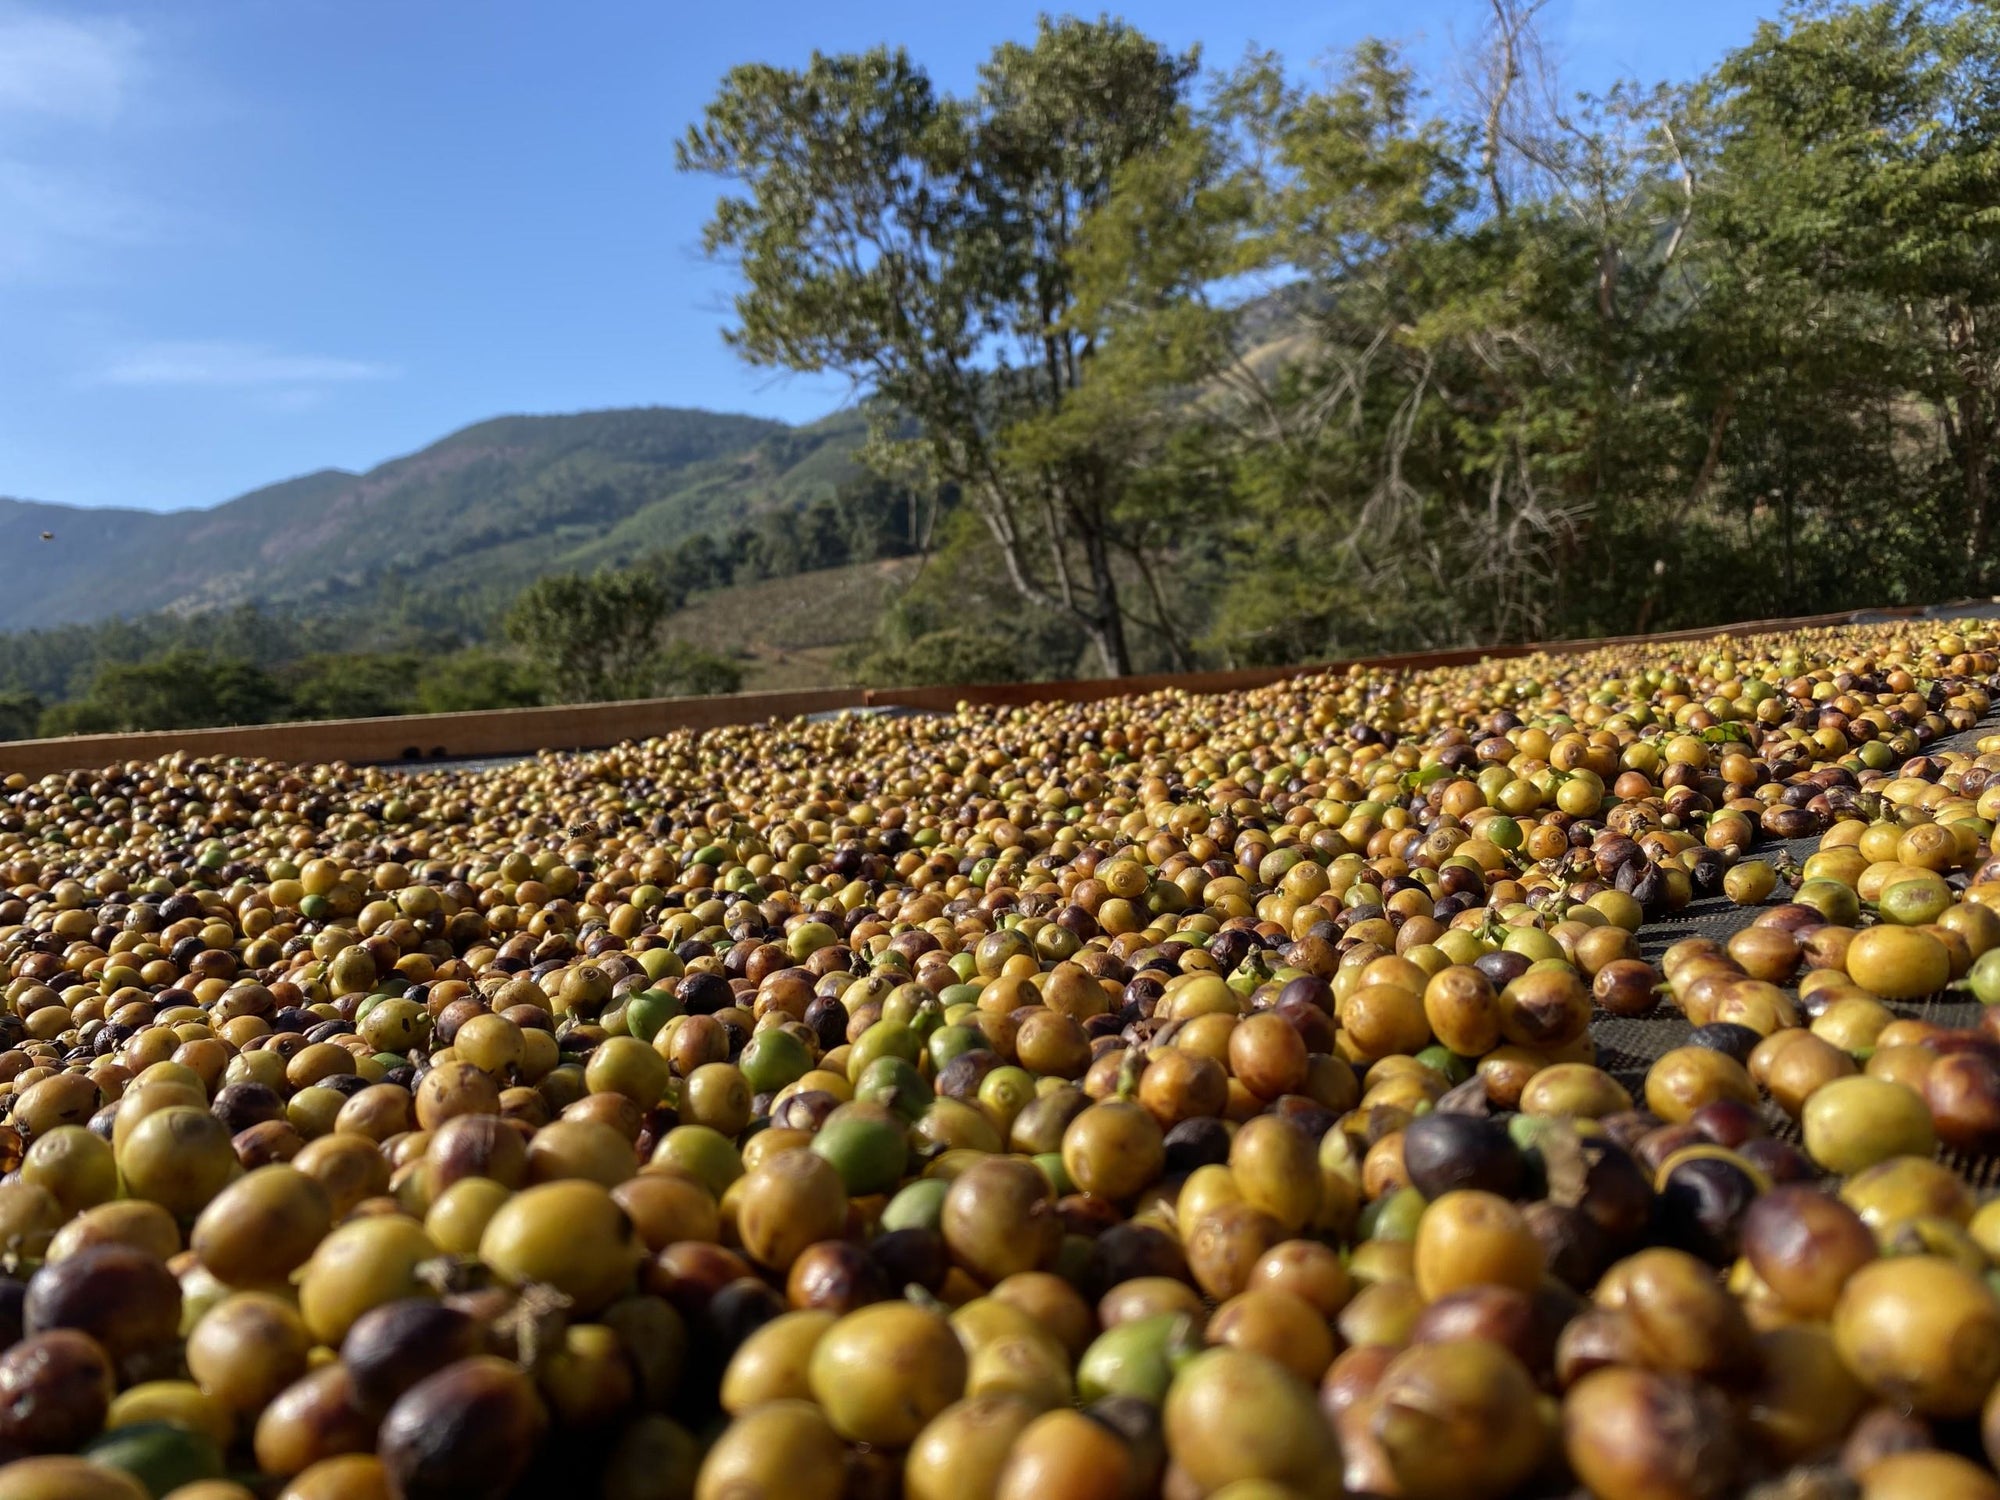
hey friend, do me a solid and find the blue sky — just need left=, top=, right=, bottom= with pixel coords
left=1, top=0, right=1770, bottom=513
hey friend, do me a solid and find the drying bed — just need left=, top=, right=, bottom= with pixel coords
left=0, top=618, right=1998, bottom=1498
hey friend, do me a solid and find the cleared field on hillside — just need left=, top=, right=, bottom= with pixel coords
left=665, top=554, right=924, bottom=691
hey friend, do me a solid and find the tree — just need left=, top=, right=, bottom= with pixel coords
left=666, top=532, right=735, bottom=593
left=653, top=639, right=746, bottom=697
left=287, top=653, right=423, bottom=721
left=0, top=690, right=43, bottom=742
left=847, top=627, right=1027, bottom=687
left=1186, top=43, right=1602, bottom=656
left=41, top=651, right=291, bottom=735
left=1014, top=113, right=1249, bottom=669
left=413, top=651, right=547, bottom=714
left=504, top=569, right=680, bottom=702
left=830, top=473, right=947, bottom=560
left=1692, top=0, right=2000, bottom=599
left=844, top=506, right=1090, bottom=683
left=679, top=18, right=1198, bottom=675
left=1077, top=29, right=1715, bottom=660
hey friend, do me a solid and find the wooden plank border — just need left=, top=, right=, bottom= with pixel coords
left=0, top=601, right=1955, bottom=780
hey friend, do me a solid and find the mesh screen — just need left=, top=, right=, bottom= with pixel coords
left=1600, top=711, right=2000, bottom=1182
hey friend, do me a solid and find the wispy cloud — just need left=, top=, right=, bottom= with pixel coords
left=98, top=340, right=401, bottom=388
left=0, top=7, right=143, bottom=126
left=0, top=5, right=159, bottom=281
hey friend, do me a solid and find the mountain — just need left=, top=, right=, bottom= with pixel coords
left=0, top=406, right=868, bottom=631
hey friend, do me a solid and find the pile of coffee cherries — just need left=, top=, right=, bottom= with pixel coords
left=1, top=622, right=1999, bottom=1500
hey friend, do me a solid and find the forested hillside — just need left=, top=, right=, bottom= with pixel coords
left=1, top=407, right=864, bottom=631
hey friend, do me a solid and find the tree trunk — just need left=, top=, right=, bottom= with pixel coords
left=1944, top=309, right=1992, bottom=597
left=1971, top=475, right=1994, bottom=595
left=1780, top=489, right=1796, bottom=608
left=1959, top=384, right=1991, bottom=596
left=1081, top=525, right=1133, bottom=676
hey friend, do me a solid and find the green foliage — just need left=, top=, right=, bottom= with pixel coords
left=662, top=474, right=947, bottom=591
left=0, top=691, right=43, bottom=743
left=651, top=640, right=746, bottom=698
left=846, top=628, right=1028, bottom=687
left=285, top=653, right=426, bottom=721
left=41, top=651, right=291, bottom=736
left=842, top=510, right=1091, bottom=685
left=1685, top=0, right=2000, bottom=601
left=1065, top=0, right=2000, bottom=661
left=0, top=604, right=348, bottom=705
left=694, top=1, right=2000, bottom=672
left=679, top=17, right=1200, bottom=674
left=1173, top=41, right=1628, bottom=655
left=411, top=651, right=548, bottom=714
left=505, top=569, right=682, bottom=703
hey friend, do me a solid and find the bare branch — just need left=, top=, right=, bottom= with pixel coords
left=1658, top=120, right=1696, bottom=271
left=1123, top=543, right=1197, bottom=671
left=1455, top=0, right=1555, bottom=210
left=1480, top=0, right=1524, bottom=218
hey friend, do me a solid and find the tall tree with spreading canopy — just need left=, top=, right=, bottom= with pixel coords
left=1690, top=0, right=2000, bottom=601
left=677, top=18, right=1198, bottom=675
left=505, top=569, right=675, bottom=701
